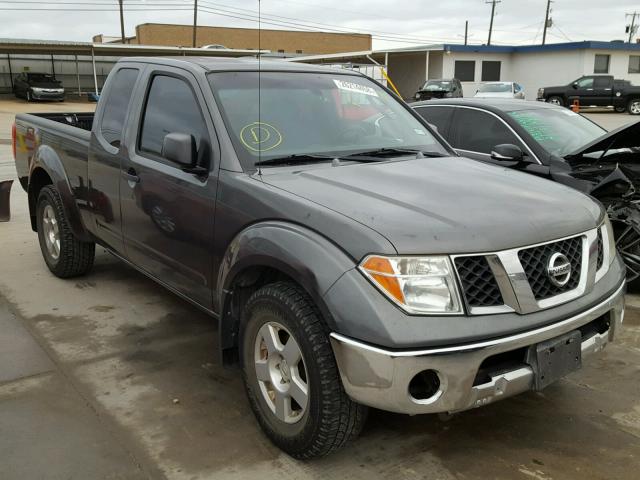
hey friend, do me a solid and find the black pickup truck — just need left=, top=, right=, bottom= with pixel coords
left=12, top=57, right=625, bottom=458
left=537, top=75, right=640, bottom=114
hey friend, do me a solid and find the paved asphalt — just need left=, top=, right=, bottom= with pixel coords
left=0, top=100, right=639, bottom=479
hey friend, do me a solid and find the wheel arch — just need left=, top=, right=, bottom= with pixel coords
left=28, top=146, right=91, bottom=241
left=216, top=221, right=356, bottom=365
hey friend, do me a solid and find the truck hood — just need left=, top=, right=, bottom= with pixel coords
left=566, top=120, right=640, bottom=158
left=261, top=157, right=602, bottom=255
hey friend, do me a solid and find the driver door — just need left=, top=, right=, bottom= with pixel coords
left=120, top=68, right=219, bottom=308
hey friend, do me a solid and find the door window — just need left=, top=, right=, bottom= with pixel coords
left=593, top=76, right=611, bottom=89
left=414, top=106, right=454, bottom=138
left=454, top=108, right=521, bottom=154
left=575, top=77, right=594, bottom=89
left=139, top=75, right=209, bottom=159
left=100, top=68, right=139, bottom=147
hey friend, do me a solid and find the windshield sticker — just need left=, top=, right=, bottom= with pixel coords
left=508, top=111, right=556, bottom=142
left=240, top=122, right=283, bottom=152
left=333, top=79, right=378, bottom=97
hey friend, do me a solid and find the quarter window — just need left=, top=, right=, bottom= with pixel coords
left=594, top=54, right=610, bottom=74
left=454, top=109, right=521, bottom=154
left=629, top=55, right=640, bottom=74
left=100, top=68, right=139, bottom=147
left=139, top=75, right=208, bottom=158
left=454, top=61, right=475, bottom=82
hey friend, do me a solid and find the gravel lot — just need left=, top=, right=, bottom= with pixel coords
left=0, top=99, right=639, bottom=480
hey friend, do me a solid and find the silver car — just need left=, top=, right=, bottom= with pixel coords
left=475, top=81, right=525, bottom=99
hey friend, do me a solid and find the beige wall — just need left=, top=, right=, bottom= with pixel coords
left=132, top=23, right=370, bottom=54
left=387, top=52, right=428, bottom=99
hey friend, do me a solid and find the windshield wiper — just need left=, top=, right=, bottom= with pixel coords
left=254, top=154, right=335, bottom=167
left=341, top=148, right=448, bottom=160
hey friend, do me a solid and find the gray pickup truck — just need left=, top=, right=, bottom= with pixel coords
left=12, top=57, right=626, bottom=458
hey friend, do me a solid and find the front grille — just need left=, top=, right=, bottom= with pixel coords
left=518, top=236, right=583, bottom=300
left=454, top=256, right=504, bottom=308
left=596, top=229, right=604, bottom=271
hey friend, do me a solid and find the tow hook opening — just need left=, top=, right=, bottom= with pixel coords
left=409, top=369, right=441, bottom=401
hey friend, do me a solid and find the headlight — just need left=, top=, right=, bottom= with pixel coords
left=445, top=92, right=453, bottom=98
left=603, top=216, right=616, bottom=266
left=415, top=93, right=421, bottom=100
left=537, top=88, right=545, bottom=97
left=31, top=87, right=43, bottom=93
left=359, top=255, right=462, bottom=314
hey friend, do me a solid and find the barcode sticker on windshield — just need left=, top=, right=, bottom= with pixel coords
left=333, top=79, right=378, bottom=97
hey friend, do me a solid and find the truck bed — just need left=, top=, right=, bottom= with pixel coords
left=13, top=112, right=94, bottom=191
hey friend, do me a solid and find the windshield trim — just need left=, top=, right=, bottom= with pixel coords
left=208, top=70, right=453, bottom=171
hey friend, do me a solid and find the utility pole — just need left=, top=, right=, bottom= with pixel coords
left=464, top=20, right=469, bottom=45
left=542, top=0, right=552, bottom=45
left=486, top=0, right=501, bottom=46
left=627, top=12, right=639, bottom=43
left=118, top=0, right=125, bottom=43
left=192, top=0, right=198, bottom=47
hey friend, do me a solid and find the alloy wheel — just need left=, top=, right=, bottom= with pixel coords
left=42, top=204, right=60, bottom=260
left=254, top=321, right=309, bottom=424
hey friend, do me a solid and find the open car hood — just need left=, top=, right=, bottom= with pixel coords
left=566, top=120, right=640, bottom=159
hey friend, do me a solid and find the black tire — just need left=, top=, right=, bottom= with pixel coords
left=546, top=96, right=564, bottom=107
left=36, top=185, right=95, bottom=278
left=240, top=281, right=367, bottom=459
left=614, top=105, right=627, bottom=113
left=628, top=98, right=640, bottom=115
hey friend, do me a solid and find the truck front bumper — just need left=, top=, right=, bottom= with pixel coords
left=330, top=280, right=625, bottom=415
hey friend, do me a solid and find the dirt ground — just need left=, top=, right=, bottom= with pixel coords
left=0, top=100, right=639, bottom=480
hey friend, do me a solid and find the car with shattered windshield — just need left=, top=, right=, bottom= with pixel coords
left=12, top=57, right=625, bottom=458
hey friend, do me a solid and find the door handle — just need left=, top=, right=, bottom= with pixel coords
left=123, top=168, right=140, bottom=185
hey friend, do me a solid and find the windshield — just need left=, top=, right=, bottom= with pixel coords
left=421, top=80, right=452, bottom=92
left=209, top=72, right=447, bottom=168
left=28, top=73, right=57, bottom=82
left=478, top=83, right=511, bottom=93
left=507, top=108, right=606, bottom=157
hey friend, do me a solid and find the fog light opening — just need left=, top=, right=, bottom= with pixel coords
left=409, top=369, right=441, bottom=401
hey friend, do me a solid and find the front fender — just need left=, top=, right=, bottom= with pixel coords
left=217, top=221, right=357, bottom=352
left=29, top=145, right=90, bottom=241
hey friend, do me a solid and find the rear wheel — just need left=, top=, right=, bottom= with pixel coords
left=628, top=99, right=640, bottom=115
left=547, top=96, right=564, bottom=107
left=36, top=186, right=95, bottom=278
left=614, top=105, right=627, bottom=113
left=241, top=281, right=367, bottom=459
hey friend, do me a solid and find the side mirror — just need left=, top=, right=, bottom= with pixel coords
left=572, top=82, right=578, bottom=89
left=491, top=144, right=525, bottom=162
left=162, top=132, right=195, bottom=167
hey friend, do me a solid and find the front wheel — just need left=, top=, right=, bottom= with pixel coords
left=628, top=99, right=640, bottom=115
left=37, top=186, right=95, bottom=278
left=614, top=105, right=627, bottom=113
left=241, top=281, right=367, bottom=459
left=547, top=96, right=564, bottom=107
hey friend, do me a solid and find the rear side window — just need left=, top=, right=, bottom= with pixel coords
left=139, top=75, right=208, bottom=157
left=414, top=106, right=454, bottom=139
left=100, top=68, right=139, bottom=147
left=454, top=109, right=521, bottom=154
left=593, top=77, right=611, bottom=88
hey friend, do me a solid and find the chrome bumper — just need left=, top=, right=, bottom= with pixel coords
left=330, top=281, right=625, bottom=415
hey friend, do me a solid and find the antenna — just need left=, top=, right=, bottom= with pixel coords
left=258, top=0, right=262, bottom=175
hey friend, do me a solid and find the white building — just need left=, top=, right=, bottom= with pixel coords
left=292, top=41, right=640, bottom=100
